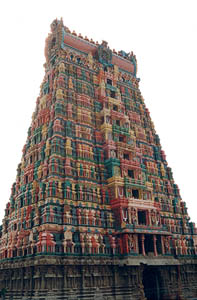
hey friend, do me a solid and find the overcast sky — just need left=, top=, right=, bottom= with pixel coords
left=0, top=0, right=197, bottom=224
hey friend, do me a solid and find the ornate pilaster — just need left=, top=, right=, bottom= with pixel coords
left=153, top=235, right=158, bottom=256
left=141, top=234, right=146, bottom=256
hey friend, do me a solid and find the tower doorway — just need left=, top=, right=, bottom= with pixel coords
left=142, top=267, right=161, bottom=300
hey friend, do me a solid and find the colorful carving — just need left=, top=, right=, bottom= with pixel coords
left=0, top=19, right=196, bottom=264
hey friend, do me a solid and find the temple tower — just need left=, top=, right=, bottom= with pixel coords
left=0, top=19, right=196, bottom=300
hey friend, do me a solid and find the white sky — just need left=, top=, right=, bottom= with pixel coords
left=0, top=0, right=197, bottom=224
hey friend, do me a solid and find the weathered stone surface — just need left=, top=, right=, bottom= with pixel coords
left=0, top=256, right=196, bottom=299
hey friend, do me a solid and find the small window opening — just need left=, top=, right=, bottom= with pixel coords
left=110, top=91, right=116, bottom=98
left=77, top=57, right=81, bottom=64
left=104, top=66, right=108, bottom=72
left=138, top=210, right=147, bottom=225
left=113, top=105, right=118, bottom=111
left=123, top=153, right=129, bottom=160
left=107, top=79, right=112, bottom=85
left=132, top=189, right=139, bottom=199
left=128, top=170, right=134, bottom=178
left=106, top=116, right=110, bottom=123
left=116, top=120, right=120, bottom=126
left=13, top=249, right=17, bottom=257
left=119, top=136, right=124, bottom=142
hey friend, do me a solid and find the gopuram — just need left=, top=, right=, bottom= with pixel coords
left=0, top=19, right=196, bottom=300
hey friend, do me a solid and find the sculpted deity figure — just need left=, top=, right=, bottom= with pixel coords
left=59, top=62, right=65, bottom=73
left=87, top=52, right=93, bottom=68
left=110, top=149, right=116, bottom=158
left=164, top=237, right=170, bottom=254
left=131, top=208, right=137, bottom=224
left=128, top=235, right=135, bottom=252
left=56, top=88, right=64, bottom=99
left=68, top=77, right=73, bottom=89
left=151, top=210, right=156, bottom=225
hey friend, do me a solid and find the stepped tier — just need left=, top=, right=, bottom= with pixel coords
left=0, top=19, right=196, bottom=300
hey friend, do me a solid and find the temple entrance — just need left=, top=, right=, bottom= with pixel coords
left=142, top=267, right=161, bottom=300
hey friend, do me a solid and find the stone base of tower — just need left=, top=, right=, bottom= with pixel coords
left=0, top=256, right=196, bottom=300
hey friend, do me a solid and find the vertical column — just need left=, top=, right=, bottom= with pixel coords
left=161, top=236, right=165, bottom=254
left=123, top=234, right=129, bottom=254
left=20, top=269, right=24, bottom=292
left=81, top=266, right=85, bottom=289
left=9, top=270, right=12, bottom=292
left=141, top=234, right=146, bottom=256
left=64, top=266, right=68, bottom=289
left=113, top=266, right=119, bottom=298
left=30, top=267, right=33, bottom=293
left=41, top=273, right=45, bottom=290
left=153, top=235, right=158, bottom=256
left=134, top=235, right=138, bottom=253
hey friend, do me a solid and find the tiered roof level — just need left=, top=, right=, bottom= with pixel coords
left=0, top=19, right=196, bottom=262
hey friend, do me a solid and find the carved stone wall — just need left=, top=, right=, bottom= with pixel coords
left=0, top=256, right=196, bottom=300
